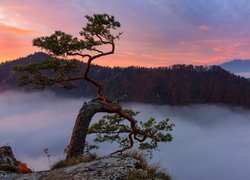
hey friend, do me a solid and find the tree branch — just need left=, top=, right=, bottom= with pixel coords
left=66, top=52, right=91, bottom=59
left=95, top=34, right=111, bottom=44
left=39, top=76, right=86, bottom=85
left=79, top=40, right=115, bottom=100
left=90, top=48, right=104, bottom=54
left=91, top=40, right=115, bottom=60
left=111, top=132, right=134, bottom=154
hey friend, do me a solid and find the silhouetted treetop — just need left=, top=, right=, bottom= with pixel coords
left=33, top=13, right=122, bottom=58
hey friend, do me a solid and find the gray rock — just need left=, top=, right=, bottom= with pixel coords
left=0, top=154, right=140, bottom=180
left=0, top=146, right=19, bottom=173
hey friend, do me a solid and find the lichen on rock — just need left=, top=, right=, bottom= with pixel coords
left=0, top=154, right=141, bottom=180
left=0, top=146, right=32, bottom=175
left=0, top=146, right=171, bottom=179
left=0, top=146, right=19, bottom=174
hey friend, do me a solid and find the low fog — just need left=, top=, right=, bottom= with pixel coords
left=1, top=91, right=250, bottom=180
left=236, top=72, right=250, bottom=78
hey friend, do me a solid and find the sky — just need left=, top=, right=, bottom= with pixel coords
left=1, top=0, right=250, bottom=67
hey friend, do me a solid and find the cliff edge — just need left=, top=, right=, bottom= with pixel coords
left=0, top=146, right=171, bottom=180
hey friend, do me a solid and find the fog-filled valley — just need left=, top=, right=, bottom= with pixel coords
left=1, top=91, right=250, bottom=180
left=236, top=72, right=250, bottom=78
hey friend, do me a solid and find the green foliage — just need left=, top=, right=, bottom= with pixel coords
left=87, top=109, right=174, bottom=154
left=12, top=13, right=174, bottom=160
left=124, top=150, right=171, bottom=180
left=32, top=13, right=121, bottom=57
left=13, top=13, right=122, bottom=89
left=138, top=118, right=173, bottom=151
left=82, top=14, right=121, bottom=42
left=33, top=31, right=85, bottom=56
left=13, top=58, right=80, bottom=89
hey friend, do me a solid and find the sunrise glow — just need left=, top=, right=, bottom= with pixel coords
left=1, top=0, right=250, bottom=67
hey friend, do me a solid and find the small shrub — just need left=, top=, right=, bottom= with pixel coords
left=127, top=169, right=148, bottom=180
left=51, top=159, right=68, bottom=170
left=124, top=150, right=171, bottom=180
left=146, top=163, right=171, bottom=180
left=123, top=150, right=148, bottom=169
left=127, top=168, right=171, bottom=180
left=51, top=153, right=97, bottom=170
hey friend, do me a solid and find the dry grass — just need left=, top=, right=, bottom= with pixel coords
left=123, top=150, right=171, bottom=180
left=123, top=150, right=148, bottom=169
left=127, top=168, right=171, bottom=180
left=51, top=153, right=97, bottom=170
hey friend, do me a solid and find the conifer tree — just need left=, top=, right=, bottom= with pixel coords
left=14, top=14, right=173, bottom=159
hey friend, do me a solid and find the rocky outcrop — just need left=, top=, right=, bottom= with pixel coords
left=0, top=155, right=141, bottom=180
left=0, top=146, right=19, bottom=173
left=0, top=146, right=171, bottom=179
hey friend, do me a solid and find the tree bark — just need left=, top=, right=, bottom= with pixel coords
left=66, top=101, right=106, bottom=159
left=66, top=98, right=137, bottom=159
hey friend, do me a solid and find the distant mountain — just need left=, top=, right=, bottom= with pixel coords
left=220, top=59, right=250, bottom=78
left=1, top=52, right=250, bottom=107
left=0, top=52, right=51, bottom=91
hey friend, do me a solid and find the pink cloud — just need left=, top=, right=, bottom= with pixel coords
left=1, top=1, right=250, bottom=66
left=0, top=23, right=37, bottom=35
left=198, top=24, right=211, bottom=31
left=0, top=23, right=40, bottom=60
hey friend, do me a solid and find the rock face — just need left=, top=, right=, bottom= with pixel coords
left=0, top=146, right=19, bottom=173
left=0, top=155, right=140, bottom=180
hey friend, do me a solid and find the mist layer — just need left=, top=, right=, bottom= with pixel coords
left=1, top=91, right=250, bottom=180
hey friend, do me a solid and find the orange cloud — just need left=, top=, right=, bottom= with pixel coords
left=0, top=23, right=37, bottom=35
left=0, top=36, right=38, bottom=61
left=1, top=1, right=250, bottom=67
left=0, top=24, right=41, bottom=61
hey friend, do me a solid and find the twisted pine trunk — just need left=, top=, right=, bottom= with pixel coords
left=66, top=101, right=106, bottom=159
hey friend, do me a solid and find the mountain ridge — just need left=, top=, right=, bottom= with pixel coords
left=220, top=59, right=250, bottom=73
left=1, top=52, right=250, bottom=107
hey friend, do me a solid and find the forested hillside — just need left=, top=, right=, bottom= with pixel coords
left=1, top=52, right=250, bottom=107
